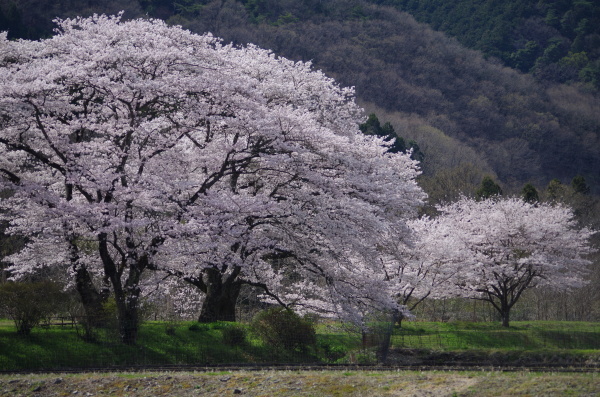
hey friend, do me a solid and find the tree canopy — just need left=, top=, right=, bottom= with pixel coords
left=0, top=14, right=425, bottom=341
left=418, top=197, right=595, bottom=326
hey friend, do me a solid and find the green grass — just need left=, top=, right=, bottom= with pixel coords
left=392, top=321, right=600, bottom=351
left=0, top=319, right=598, bottom=371
left=0, top=320, right=332, bottom=371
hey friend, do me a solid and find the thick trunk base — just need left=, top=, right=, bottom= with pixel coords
left=198, top=280, right=241, bottom=323
left=117, top=304, right=139, bottom=345
left=74, top=266, right=109, bottom=328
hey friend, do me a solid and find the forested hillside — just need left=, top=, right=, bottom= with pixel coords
left=0, top=0, right=599, bottom=193
left=375, top=0, right=600, bottom=89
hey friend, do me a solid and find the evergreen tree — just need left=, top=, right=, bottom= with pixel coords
left=359, top=114, right=423, bottom=157
left=359, top=113, right=383, bottom=136
left=546, top=178, right=565, bottom=201
left=521, top=183, right=539, bottom=203
left=571, top=175, right=590, bottom=195
left=476, top=176, right=502, bottom=200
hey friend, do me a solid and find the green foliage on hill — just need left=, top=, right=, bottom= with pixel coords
left=376, top=0, right=600, bottom=89
left=476, top=176, right=503, bottom=200
left=521, top=183, right=540, bottom=203
left=135, top=0, right=600, bottom=90
left=359, top=113, right=424, bottom=160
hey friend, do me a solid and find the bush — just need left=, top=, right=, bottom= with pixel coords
left=317, top=340, right=347, bottom=362
left=251, top=308, right=316, bottom=352
left=221, top=324, right=248, bottom=347
left=188, top=322, right=207, bottom=332
left=0, top=281, right=67, bottom=335
left=74, top=296, right=120, bottom=342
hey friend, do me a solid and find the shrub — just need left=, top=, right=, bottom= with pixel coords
left=221, top=324, right=248, bottom=347
left=96, top=297, right=119, bottom=329
left=0, top=281, right=67, bottom=335
left=251, top=308, right=316, bottom=352
left=188, top=323, right=207, bottom=332
left=73, top=296, right=121, bottom=342
left=318, top=340, right=347, bottom=362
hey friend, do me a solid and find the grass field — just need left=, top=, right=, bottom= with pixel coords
left=0, top=319, right=598, bottom=371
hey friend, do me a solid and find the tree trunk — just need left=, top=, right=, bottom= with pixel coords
left=68, top=233, right=108, bottom=328
left=501, top=312, right=510, bottom=327
left=98, top=233, right=144, bottom=345
left=484, top=294, right=512, bottom=327
left=116, top=298, right=140, bottom=345
left=197, top=268, right=242, bottom=323
left=73, top=265, right=108, bottom=327
left=115, top=261, right=144, bottom=345
left=500, top=300, right=511, bottom=327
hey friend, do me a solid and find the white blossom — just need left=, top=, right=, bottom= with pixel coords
left=0, top=15, right=426, bottom=328
left=417, top=197, right=595, bottom=325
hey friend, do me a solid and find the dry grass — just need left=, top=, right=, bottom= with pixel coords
left=1, top=370, right=599, bottom=396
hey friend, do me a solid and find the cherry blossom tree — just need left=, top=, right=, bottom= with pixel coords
left=367, top=217, right=465, bottom=326
left=0, top=15, right=425, bottom=342
left=421, top=197, right=595, bottom=327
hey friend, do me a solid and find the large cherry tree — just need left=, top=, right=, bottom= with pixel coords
left=0, top=15, right=425, bottom=342
left=421, top=197, right=595, bottom=327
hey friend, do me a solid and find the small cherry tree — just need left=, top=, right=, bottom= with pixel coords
left=0, top=15, right=425, bottom=342
left=420, top=197, right=595, bottom=327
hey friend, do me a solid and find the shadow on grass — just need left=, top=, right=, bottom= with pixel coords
left=1, top=320, right=599, bottom=370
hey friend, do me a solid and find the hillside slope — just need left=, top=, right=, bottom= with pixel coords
left=1, top=0, right=599, bottom=192
left=374, top=0, right=600, bottom=89
left=167, top=1, right=600, bottom=191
